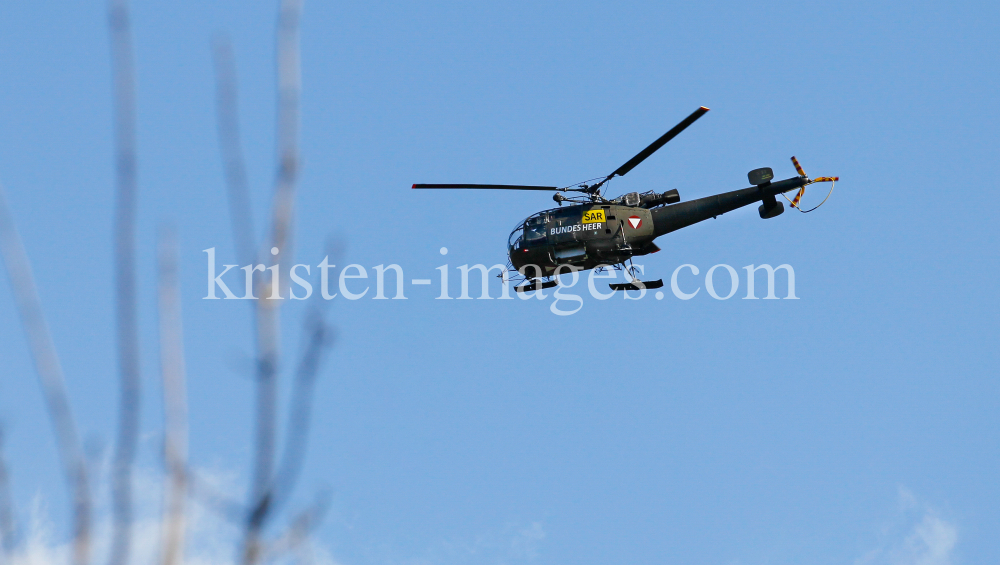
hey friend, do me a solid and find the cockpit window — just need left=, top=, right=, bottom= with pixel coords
left=509, top=213, right=549, bottom=248
left=508, top=227, right=522, bottom=249
left=525, top=225, right=546, bottom=241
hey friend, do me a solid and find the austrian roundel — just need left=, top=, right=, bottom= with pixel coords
left=627, top=215, right=642, bottom=229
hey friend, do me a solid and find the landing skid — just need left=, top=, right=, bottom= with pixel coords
left=607, top=260, right=662, bottom=291
left=609, top=279, right=663, bottom=291
left=515, top=279, right=559, bottom=293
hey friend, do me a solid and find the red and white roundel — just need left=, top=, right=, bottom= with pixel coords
left=627, top=215, right=642, bottom=229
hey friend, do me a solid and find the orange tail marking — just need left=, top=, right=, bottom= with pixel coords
left=790, top=187, right=806, bottom=208
left=791, top=156, right=807, bottom=177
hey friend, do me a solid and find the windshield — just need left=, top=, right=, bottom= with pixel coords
left=525, top=224, right=546, bottom=241
left=524, top=213, right=549, bottom=243
left=509, top=212, right=550, bottom=250
left=508, top=224, right=523, bottom=249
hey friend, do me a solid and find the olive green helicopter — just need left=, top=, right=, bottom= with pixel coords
left=414, top=106, right=838, bottom=291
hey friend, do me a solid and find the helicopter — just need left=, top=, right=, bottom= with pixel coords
left=413, top=106, right=838, bottom=292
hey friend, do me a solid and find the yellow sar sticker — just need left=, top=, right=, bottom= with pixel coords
left=582, top=209, right=606, bottom=224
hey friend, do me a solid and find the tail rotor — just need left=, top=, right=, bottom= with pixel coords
left=787, top=156, right=839, bottom=212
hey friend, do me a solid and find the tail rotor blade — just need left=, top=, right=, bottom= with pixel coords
left=790, top=187, right=806, bottom=208
left=788, top=156, right=839, bottom=210
left=790, top=156, right=807, bottom=177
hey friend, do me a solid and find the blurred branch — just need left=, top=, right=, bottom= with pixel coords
left=0, top=181, right=91, bottom=565
left=211, top=33, right=274, bottom=557
left=270, top=312, right=332, bottom=515
left=0, top=428, right=15, bottom=558
left=210, top=22, right=274, bottom=565
left=270, top=0, right=302, bottom=268
left=242, top=2, right=302, bottom=562
left=158, top=229, right=188, bottom=565
left=243, top=302, right=279, bottom=565
left=240, top=309, right=335, bottom=552
left=260, top=493, right=330, bottom=565
left=107, top=0, right=142, bottom=563
left=212, top=36, right=257, bottom=268
left=242, top=308, right=332, bottom=563
left=184, top=467, right=246, bottom=524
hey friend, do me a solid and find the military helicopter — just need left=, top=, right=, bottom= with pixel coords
left=414, top=106, right=838, bottom=292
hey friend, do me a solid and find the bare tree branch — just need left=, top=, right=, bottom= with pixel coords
left=172, top=464, right=245, bottom=526
left=243, top=303, right=279, bottom=565
left=242, top=2, right=303, bottom=562
left=158, top=229, right=188, bottom=565
left=209, top=21, right=273, bottom=565
left=270, top=0, right=302, bottom=271
left=0, top=181, right=91, bottom=565
left=270, top=312, right=332, bottom=516
left=0, top=428, right=15, bottom=559
left=212, top=37, right=257, bottom=268
left=242, top=309, right=331, bottom=563
left=210, top=30, right=274, bottom=558
left=260, top=493, right=330, bottom=565
left=108, top=0, right=141, bottom=564
left=6, top=3, right=326, bottom=565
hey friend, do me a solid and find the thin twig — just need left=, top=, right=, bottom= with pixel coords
left=0, top=428, right=15, bottom=558
left=108, top=0, right=142, bottom=564
left=158, top=229, right=188, bottom=565
left=0, top=181, right=91, bottom=565
left=210, top=30, right=272, bottom=557
left=184, top=467, right=246, bottom=524
left=241, top=2, right=303, bottom=562
left=210, top=20, right=270, bottom=565
left=270, top=0, right=302, bottom=271
left=243, top=305, right=279, bottom=565
left=244, top=310, right=331, bottom=562
left=259, top=493, right=330, bottom=565
left=270, top=312, right=332, bottom=515
left=212, top=37, right=257, bottom=268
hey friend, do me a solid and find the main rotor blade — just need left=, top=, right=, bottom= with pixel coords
left=609, top=106, right=710, bottom=178
left=412, top=183, right=561, bottom=191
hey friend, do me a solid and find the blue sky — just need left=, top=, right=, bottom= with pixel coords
left=0, top=0, right=998, bottom=564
